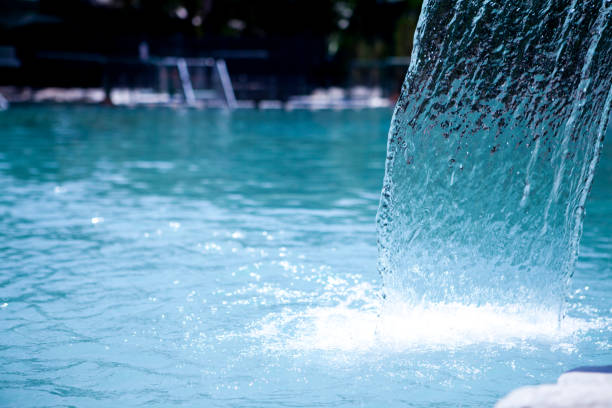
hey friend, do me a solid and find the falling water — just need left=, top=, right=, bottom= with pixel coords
left=377, top=0, right=612, bottom=313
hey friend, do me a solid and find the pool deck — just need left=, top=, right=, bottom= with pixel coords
left=0, top=86, right=394, bottom=110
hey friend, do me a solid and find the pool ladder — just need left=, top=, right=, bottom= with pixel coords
left=176, top=58, right=196, bottom=106
left=175, top=57, right=237, bottom=109
left=0, top=92, right=8, bottom=111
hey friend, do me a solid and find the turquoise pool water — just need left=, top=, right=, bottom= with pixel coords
left=0, top=107, right=611, bottom=407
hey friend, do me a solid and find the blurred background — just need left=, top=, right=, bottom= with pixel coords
left=0, top=0, right=422, bottom=109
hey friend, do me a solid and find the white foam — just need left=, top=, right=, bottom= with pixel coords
left=250, top=298, right=605, bottom=353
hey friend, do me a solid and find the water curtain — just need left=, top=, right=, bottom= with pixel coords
left=377, top=0, right=612, bottom=313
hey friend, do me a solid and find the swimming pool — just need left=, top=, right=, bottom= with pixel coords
left=0, top=106, right=610, bottom=407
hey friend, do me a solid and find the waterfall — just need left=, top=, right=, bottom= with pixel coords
left=377, top=0, right=612, bottom=313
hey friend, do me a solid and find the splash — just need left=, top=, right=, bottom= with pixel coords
left=248, top=283, right=604, bottom=353
left=377, top=0, right=612, bottom=313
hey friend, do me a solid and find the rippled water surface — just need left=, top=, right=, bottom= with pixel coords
left=1, top=107, right=611, bottom=407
